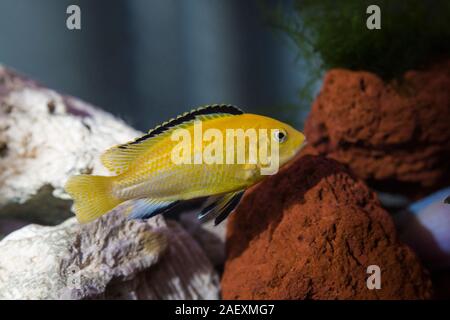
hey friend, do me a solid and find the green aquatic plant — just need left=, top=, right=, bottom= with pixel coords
left=264, top=0, right=450, bottom=79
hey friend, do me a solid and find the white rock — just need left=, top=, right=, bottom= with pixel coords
left=97, top=220, right=221, bottom=300
left=179, top=211, right=227, bottom=267
left=0, top=66, right=140, bottom=224
left=0, top=211, right=220, bottom=300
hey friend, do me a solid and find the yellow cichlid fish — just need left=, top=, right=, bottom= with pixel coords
left=65, top=105, right=307, bottom=225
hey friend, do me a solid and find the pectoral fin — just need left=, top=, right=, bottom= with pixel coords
left=198, top=191, right=244, bottom=225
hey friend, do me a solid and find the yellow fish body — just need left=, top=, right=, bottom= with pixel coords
left=65, top=105, right=306, bottom=225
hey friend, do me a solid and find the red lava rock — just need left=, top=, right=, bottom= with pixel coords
left=304, top=60, right=450, bottom=197
left=221, top=155, right=433, bottom=299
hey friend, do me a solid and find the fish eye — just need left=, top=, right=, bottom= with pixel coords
left=273, top=129, right=287, bottom=143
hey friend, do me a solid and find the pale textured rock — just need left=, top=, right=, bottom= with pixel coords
left=98, top=221, right=221, bottom=300
left=0, top=211, right=220, bottom=300
left=0, top=66, right=140, bottom=224
left=179, top=212, right=227, bottom=267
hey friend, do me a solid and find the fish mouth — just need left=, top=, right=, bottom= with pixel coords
left=293, top=139, right=308, bottom=156
left=281, top=139, right=308, bottom=166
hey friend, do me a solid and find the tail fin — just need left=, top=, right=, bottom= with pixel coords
left=64, top=175, right=122, bottom=224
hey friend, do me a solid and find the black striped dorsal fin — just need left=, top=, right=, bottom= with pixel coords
left=127, top=104, right=244, bottom=147
left=101, top=104, right=243, bottom=174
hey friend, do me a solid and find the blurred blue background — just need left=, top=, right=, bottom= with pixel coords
left=0, top=0, right=314, bottom=131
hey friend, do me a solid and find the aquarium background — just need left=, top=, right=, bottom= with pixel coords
left=0, top=0, right=314, bottom=130
left=0, top=0, right=449, bottom=301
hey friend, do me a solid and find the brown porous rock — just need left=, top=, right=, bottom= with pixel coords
left=304, top=60, right=450, bottom=197
left=221, top=155, right=433, bottom=299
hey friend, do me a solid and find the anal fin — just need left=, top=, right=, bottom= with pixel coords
left=198, top=191, right=244, bottom=225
